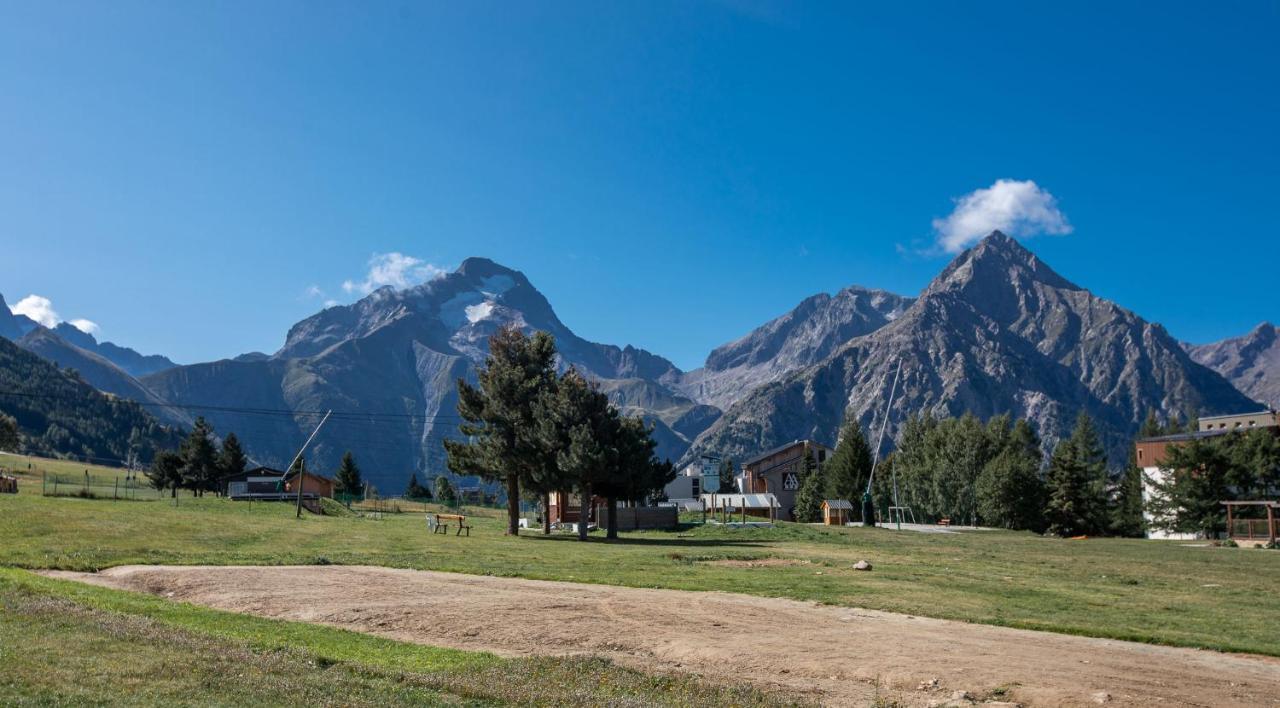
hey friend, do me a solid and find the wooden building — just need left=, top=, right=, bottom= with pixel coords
left=741, top=439, right=832, bottom=521
left=222, top=466, right=286, bottom=499
left=283, top=470, right=336, bottom=499
left=822, top=499, right=853, bottom=526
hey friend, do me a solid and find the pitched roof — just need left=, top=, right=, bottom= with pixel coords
left=741, top=439, right=829, bottom=468
left=822, top=499, right=853, bottom=510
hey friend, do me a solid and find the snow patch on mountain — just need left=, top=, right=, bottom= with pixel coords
left=465, top=301, right=495, bottom=324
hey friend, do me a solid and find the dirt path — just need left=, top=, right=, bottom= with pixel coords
left=46, top=565, right=1280, bottom=707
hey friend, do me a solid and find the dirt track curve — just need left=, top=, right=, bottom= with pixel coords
left=45, top=565, right=1280, bottom=707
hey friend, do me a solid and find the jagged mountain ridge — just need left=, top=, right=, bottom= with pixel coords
left=686, top=232, right=1260, bottom=466
left=674, top=286, right=912, bottom=410
left=1186, top=323, right=1280, bottom=409
left=49, top=322, right=177, bottom=378
left=0, top=292, right=176, bottom=377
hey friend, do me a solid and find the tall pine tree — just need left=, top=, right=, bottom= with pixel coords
left=335, top=451, right=363, bottom=496
left=824, top=419, right=873, bottom=521
left=792, top=448, right=824, bottom=523
left=180, top=417, right=219, bottom=496
left=444, top=325, right=559, bottom=536
left=218, top=432, right=247, bottom=486
left=1044, top=412, right=1109, bottom=536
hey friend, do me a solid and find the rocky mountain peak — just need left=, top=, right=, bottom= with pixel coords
left=927, top=230, right=1078, bottom=295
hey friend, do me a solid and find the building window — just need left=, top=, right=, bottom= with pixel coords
left=692, top=478, right=700, bottom=496
left=783, top=472, right=800, bottom=490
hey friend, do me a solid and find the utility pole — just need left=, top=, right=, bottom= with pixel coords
left=292, top=411, right=332, bottom=519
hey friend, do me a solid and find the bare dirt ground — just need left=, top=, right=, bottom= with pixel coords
left=46, top=565, right=1280, bottom=707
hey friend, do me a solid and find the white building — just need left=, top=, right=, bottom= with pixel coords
left=662, top=454, right=721, bottom=506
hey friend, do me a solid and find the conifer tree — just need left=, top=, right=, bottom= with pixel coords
left=146, top=451, right=184, bottom=498
left=444, top=325, right=559, bottom=535
left=180, top=417, right=219, bottom=496
left=537, top=368, right=615, bottom=541
left=218, top=432, right=247, bottom=483
left=335, top=451, right=362, bottom=496
left=792, top=448, right=824, bottom=523
left=824, top=418, right=873, bottom=520
left=404, top=471, right=431, bottom=500
left=1044, top=412, right=1109, bottom=536
left=717, top=457, right=737, bottom=493
left=974, top=418, right=1045, bottom=530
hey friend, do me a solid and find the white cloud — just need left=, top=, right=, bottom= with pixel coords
left=8, top=294, right=102, bottom=336
left=11, top=295, right=61, bottom=328
left=302, top=284, right=325, bottom=299
left=931, top=179, right=1072, bottom=253
left=68, top=319, right=100, bottom=335
left=342, top=252, right=446, bottom=296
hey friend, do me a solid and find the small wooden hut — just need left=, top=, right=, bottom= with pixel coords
left=822, top=499, right=853, bottom=526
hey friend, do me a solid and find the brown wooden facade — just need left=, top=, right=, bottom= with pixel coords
left=741, top=439, right=832, bottom=521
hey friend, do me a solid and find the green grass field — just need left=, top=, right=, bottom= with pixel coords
left=4, top=480, right=1280, bottom=660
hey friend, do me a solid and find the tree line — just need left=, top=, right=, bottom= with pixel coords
left=145, top=416, right=371, bottom=500
left=444, top=326, right=675, bottom=540
left=787, top=410, right=1160, bottom=536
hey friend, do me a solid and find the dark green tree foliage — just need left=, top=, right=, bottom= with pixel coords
left=0, top=412, right=18, bottom=452
left=792, top=448, right=824, bottom=523
left=288, top=454, right=307, bottom=476
left=597, top=415, right=676, bottom=539
left=404, top=472, right=431, bottom=500
left=444, top=325, right=558, bottom=536
left=334, top=451, right=362, bottom=495
left=146, top=451, right=185, bottom=498
left=180, top=417, right=219, bottom=497
left=1146, top=429, right=1280, bottom=537
left=0, top=337, right=180, bottom=462
left=1044, top=412, right=1110, bottom=536
left=717, top=457, right=736, bottom=494
left=218, top=432, right=247, bottom=482
left=824, top=419, right=873, bottom=519
left=537, top=369, right=614, bottom=541
left=434, top=475, right=457, bottom=505
left=975, top=418, right=1046, bottom=531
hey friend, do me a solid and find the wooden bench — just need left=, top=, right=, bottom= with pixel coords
left=428, top=512, right=472, bottom=536
left=938, top=517, right=951, bottom=527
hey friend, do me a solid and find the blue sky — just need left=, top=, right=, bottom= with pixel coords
left=1, top=1, right=1276, bottom=369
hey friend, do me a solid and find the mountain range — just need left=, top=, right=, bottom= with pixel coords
left=1185, top=323, right=1280, bottom=409
left=2, top=232, right=1275, bottom=493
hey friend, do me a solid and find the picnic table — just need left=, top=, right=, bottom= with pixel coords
left=427, top=512, right=472, bottom=536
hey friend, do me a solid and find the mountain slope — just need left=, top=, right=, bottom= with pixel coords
left=689, top=232, right=1259, bottom=465
left=1187, top=323, right=1280, bottom=408
left=675, top=286, right=912, bottom=410
left=50, top=322, right=176, bottom=377
left=145, top=258, right=703, bottom=493
left=15, top=327, right=189, bottom=428
left=0, top=293, right=37, bottom=340
left=0, top=335, right=181, bottom=462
